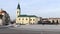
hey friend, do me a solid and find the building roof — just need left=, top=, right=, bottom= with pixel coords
left=0, top=9, right=7, bottom=14
left=42, top=18, right=48, bottom=20
left=49, top=18, right=60, bottom=19
left=18, top=15, right=37, bottom=17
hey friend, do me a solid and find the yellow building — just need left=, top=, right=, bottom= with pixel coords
left=16, top=3, right=38, bottom=25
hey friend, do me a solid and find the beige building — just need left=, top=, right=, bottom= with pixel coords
left=48, top=18, right=60, bottom=23
left=16, top=3, right=38, bottom=25
left=41, top=18, right=60, bottom=24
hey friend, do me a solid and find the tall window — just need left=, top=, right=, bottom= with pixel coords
left=22, top=18, right=24, bottom=20
left=17, top=11, right=19, bottom=13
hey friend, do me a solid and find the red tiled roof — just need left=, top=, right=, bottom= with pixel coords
left=0, top=10, right=7, bottom=14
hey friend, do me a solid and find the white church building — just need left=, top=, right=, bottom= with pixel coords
left=16, top=3, right=39, bottom=25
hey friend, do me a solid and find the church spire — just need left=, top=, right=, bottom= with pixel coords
left=17, top=3, right=20, bottom=9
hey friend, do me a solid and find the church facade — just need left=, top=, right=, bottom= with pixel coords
left=16, top=3, right=39, bottom=25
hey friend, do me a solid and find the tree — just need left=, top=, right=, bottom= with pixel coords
left=38, top=20, right=42, bottom=24
left=52, top=20, right=55, bottom=24
left=56, top=20, right=59, bottom=24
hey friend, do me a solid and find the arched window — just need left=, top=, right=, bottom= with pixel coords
left=26, top=18, right=28, bottom=20
left=19, top=18, right=20, bottom=20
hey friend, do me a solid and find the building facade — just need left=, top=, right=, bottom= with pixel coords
left=48, top=18, right=60, bottom=24
left=38, top=17, right=60, bottom=24
left=16, top=3, right=38, bottom=25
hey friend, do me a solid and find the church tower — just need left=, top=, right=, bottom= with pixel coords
left=16, top=3, right=21, bottom=17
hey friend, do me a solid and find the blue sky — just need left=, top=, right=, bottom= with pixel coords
left=0, top=0, right=60, bottom=20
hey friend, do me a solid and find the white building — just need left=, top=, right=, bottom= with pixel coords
left=16, top=3, right=39, bottom=25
